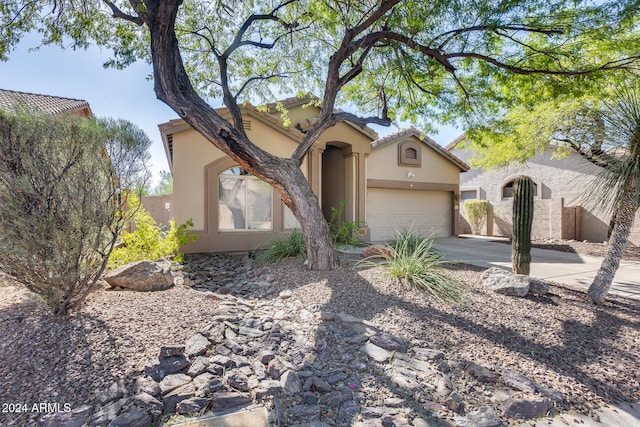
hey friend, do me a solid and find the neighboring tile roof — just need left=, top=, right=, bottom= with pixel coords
left=0, top=88, right=91, bottom=116
left=371, top=127, right=470, bottom=171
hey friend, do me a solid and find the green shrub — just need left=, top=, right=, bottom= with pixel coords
left=465, top=200, right=489, bottom=235
left=329, top=200, right=363, bottom=246
left=108, top=194, right=196, bottom=268
left=359, top=230, right=464, bottom=302
left=257, top=228, right=307, bottom=264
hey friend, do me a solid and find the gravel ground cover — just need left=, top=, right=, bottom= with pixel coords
left=0, top=246, right=638, bottom=426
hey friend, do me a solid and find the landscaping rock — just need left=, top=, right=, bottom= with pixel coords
left=92, top=397, right=127, bottom=426
left=40, top=404, right=91, bottom=427
left=212, top=391, right=252, bottom=411
left=500, top=396, right=551, bottom=419
left=185, top=333, right=211, bottom=357
left=144, top=356, right=190, bottom=381
left=362, top=244, right=394, bottom=259
left=459, top=406, right=502, bottom=427
left=104, top=260, right=173, bottom=292
left=158, top=345, right=185, bottom=358
left=501, top=368, right=537, bottom=393
left=287, top=404, right=322, bottom=423
left=465, top=362, right=499, bottom=383
left=360, top=342, right=393, bottom=362
left=134, top=376, right=161, bottom=396
left=176, top=397, right=211, bottom=414
left=159, top=373, right=192, bottom=394
left=528, top=278, right=550, bottom=296
left=280, top=370, right=303, bottom=394
left=108, top=408, right=151, bottom=427
left=187, top=356, right=210, bottom=377
left=96, top=380, right=127, bottom=405
left=369, top=332, right=406, bottom=351
left=483, top=271, right=530, bottom=297
left=163, top=383, right=196, bottom=413
left=134, top=392, right=164, bottom=416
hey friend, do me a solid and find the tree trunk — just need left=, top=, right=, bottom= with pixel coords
left=145, top=1, right=337, bottom=269
left=277, top=162, right=336, bottom=270
left=588, top=190, right=637, bottom=303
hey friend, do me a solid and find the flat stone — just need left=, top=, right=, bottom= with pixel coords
left=500, top=396, right=551, bottom=419
left=225, top=370, right=250, bottom=392
left=338, top=401, right=361, bottom=424
left=160, top=373, right=192, bottom=395
left=458, top=406, right=502, bottom=427
left=287, top=405, right=322, bottom=423
left=108, top=408, right=151, bottom=427
left=391, top=374, right=421, bottom=391
left=259, top=350, right=276, bottom=365
left=134, top=392, right=164, bottom=416
left=239, top=326, right=265, bottom=338
left=360, top=342, right=392, bottom=363
left=192, top=372, right=215, bottom=391
left=392, top=353, right=436, bottom=374
left=501, top=368, right=537, bottom=393
left=145, top=356, right=191, bottom=381
left=41, top=404, right=91, bottom=427
left=254, top=380, right=282, bottom=399
left=96, top=380, right=127, bottom=405
left=163, top=383, right=196, bottom=414
left=92, top=397, right=127, bottom=425
left=134, top=376, right=161, bottom=396
left=188, top=356, right=210, bottom=377
left=176, top=397, right=211, bottom=414
left=159, top=345, right=185, bottom=358
left=465, top=362, right=499, bottom=383
left=319, top=390, right=352, bottom=407
left=536, top=384, right=564, bottom=403
left=268, top=358, right=286, bottom=379
left=411, top=347, right=445, bottom=361
left=369, top=333, right=406, bottom=351
left=212, top=392, right=252, bottom=411
left=383, top=397, right=405, bottom=407
left=280, top=370, right=303, bottom=394
left=210, top=354, right=234, bottom=368
left=171, top=406, right=269, bottom=427
left=185, top=333, right=211, bottom=357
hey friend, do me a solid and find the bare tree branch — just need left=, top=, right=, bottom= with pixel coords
left=235, top=73, right=288, bottom=99
left=433, top=24, right=563, bottom=50
left=103, top=0, right=144, bottom=25
left=333, top=111, right=392, bottom=127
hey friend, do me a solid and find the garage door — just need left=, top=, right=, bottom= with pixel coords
left=366, top=188, right=451, bottom=242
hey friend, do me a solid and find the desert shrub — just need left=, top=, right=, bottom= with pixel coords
left=465, top=200, right=488, bottom=235
left=257, top=228, right=306, bottom=264
left=359, top=229, right=464, bottom=302
left=328, top=200, right=363, bottom=246
left=0, top=107, right=151, bottom=314
left=108, top=194, right=196, bottom=268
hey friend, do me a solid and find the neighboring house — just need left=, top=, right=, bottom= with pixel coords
left=0, top=88, right=92, bottom=117
left=448, top=137, right=640, bottom=245
left=160, top=96, right=469, bottom=253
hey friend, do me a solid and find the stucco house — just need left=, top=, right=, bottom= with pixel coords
left=160, top=97, right=469, bottom=253
left=0, top=88, right=92, bottom=117
left=448, top=137, right=640, bottom=245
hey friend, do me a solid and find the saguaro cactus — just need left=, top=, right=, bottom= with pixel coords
left=512, top=176, right=534, bottom=275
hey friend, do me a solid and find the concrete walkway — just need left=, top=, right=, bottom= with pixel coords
left=434, top=236, right=640, bottom=300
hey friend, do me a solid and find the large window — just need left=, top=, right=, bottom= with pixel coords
left=218, top=167, right=272, bottom=231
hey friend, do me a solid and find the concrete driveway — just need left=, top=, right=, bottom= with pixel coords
left=434, top=236, right=640, bottom=300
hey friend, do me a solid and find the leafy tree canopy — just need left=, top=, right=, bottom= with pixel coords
left=1, top=0, right=638, bottom=134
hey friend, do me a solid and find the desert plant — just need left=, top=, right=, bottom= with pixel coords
left=465, top=200, right=489, bottom=235
left=257, top=228, right=307, bottom=264
left=0, top=107, right=151, bottom=314
left=107, top=194, right=196, bottom=268
left=359, top=230, right=464, bottom=302
left=512, top=176, right=534, bottom=275
left=328, top=200, right=363, bottom=246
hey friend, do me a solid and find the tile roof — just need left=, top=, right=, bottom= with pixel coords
left=0, top=88, right=91, bottom=116
left=371, top=126, right=470, bottom=171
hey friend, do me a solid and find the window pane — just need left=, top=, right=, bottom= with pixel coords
left=283, top=203, right=299, bottom=229
left=461, top=190, right=477, bottom=200
left=219, top=177, right=246, bottom=230
left=247, top=179, right=272, bottom=230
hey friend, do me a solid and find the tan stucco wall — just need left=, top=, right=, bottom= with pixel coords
left=171, top=118, right=306, bottom=230
left=368, top=137, right=460, bottom=184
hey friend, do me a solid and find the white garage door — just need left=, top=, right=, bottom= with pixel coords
left=367, top=188, right=451, bottom=242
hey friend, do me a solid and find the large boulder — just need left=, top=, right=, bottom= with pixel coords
left=482, top=268, right=550, bottom=297
left=104, top=260, right=173, bottom=291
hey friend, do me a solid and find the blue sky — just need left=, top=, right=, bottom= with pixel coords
left=0, top=34, right=461, bottom=185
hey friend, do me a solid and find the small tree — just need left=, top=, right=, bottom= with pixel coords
left=464, top=200, right=488, bottom=235
left=0, top=108, right=151, bottom=315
